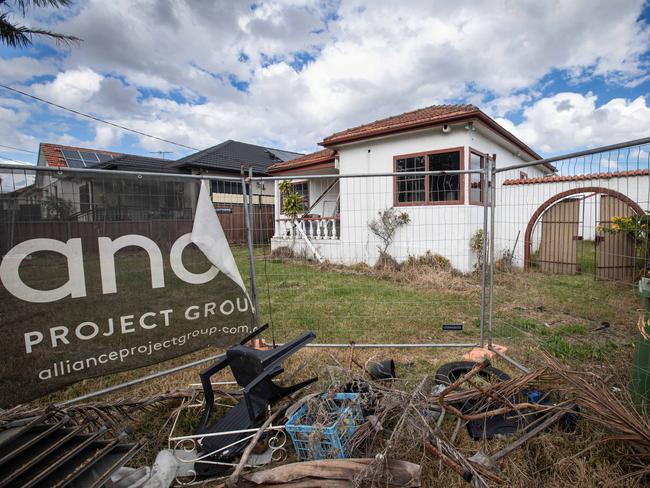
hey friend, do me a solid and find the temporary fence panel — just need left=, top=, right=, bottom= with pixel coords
left=248, top=168, right=489, bottom=348
left=2, top=136, right=648, bottom=408
left=490, top=137, right=650, bottom=406
left=0, top=166, right=254, bottom=407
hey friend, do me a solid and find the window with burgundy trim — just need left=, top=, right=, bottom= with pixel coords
left=395, top=148, right=462, bottom=205
left=469, top=151, right=484, bottom=205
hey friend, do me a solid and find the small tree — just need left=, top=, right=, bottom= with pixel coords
left=279, top=180, right=304, bottom=246
left=368, top=207, right=410, bottom=256
left=470, top=229, right=484, bottom=272
left=279, top=180, right=304, bottom=221
left=597, top=213, right=650, bottom=275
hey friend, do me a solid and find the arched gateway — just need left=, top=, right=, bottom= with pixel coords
left=524, top=187, right=644, bottom=282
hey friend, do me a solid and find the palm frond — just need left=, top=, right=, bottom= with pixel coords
left=10, top=1, right=74, bottom=16
left=0, top=12, right=80, bottom=47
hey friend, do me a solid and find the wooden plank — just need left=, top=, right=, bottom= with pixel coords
left=596, top=195, right=636, bottom=282
left=537, top=198, right=579, bottom=274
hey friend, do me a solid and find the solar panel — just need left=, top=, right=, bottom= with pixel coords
left=80, top=151, right=100, bottom=163
left=60, top=148, right=119, bottom=168
left=62, top=149, right=81, bottom=160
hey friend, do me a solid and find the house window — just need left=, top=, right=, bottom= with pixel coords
left=520, top=171, right=528, bottom=179
left=212, top=180, right=243, bottom=195
left=395, top=148, right=463, bottom=205
left=396, top=156, right=425, bottom=203
left=281, top=181, right=310, bottom=212
left=469, top=151, right=484, bottom=205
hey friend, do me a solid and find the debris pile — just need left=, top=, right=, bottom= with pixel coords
left=2, top=347, right=648, bottom=487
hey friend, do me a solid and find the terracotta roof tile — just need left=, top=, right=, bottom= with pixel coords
left=319, top=103, right=544, bottom=164
left=39, top=143, right=122, bottom=168
left=322, top=104, right=479, bottom=146
left=268, top=148, right=336, bottom=173
left=503, top=169, right=649, bottom=186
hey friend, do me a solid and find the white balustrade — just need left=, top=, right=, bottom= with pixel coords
left=276, top=217, right=340, bottom=240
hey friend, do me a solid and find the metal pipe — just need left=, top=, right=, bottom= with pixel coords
left=488, top=345, right=530, bottom=374
left=0, top=162, right=243, bottom=181
left=56, top=352, right=226, bottom=406
left=496, top=135, right=650, bottom=173
left=242, top=167, right=261, bottom=327
left=251, top=168, right=485, bottom=181
left=488, top=155, right=497, bottom=346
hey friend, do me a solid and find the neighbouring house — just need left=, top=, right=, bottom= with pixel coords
left=268, top=104, right=650, bottom=278
left=33, top=143, right=193, bottom=221
left=170, top=140, right=303, bottom=205
left=31, top=140, right=302, bottom=221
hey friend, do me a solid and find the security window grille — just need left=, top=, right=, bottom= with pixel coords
left=396, top=156, right=425, bottom=203
left=395, top=148, right=462, bottom=205
left=469, top=151, right=484, bottom=205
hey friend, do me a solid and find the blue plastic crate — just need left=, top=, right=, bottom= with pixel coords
left=285, top=392, right=364, bottom=460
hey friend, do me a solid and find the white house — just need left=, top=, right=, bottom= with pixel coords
left=268, top=104, right=552, bottom=272
left=268, top=104, right=650, bottom=279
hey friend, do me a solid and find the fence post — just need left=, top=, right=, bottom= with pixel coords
left=479, top=161, right=491, bottom=348
left=242, top=167, right=261, bottom=327
left=488, top=154, right=497, bottom=347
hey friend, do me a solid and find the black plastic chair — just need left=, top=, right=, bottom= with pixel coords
left=195, top=325, right=316, bottom=474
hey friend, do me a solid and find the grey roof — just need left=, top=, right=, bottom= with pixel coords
left=172, top=140, right=303, bottom=175
left=96, top=154, right=183, bottom=173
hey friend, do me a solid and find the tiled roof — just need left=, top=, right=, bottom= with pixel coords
left=319, top=104, right=543, bottom=163
left=96, top=154, right=183, bottom=173
left=322, top=104, right=479, bottom=146
left=267, top=148, right=336, bottom=173
left=503, top=169, right=649, bottom=186
left=172, top=140, right=303, bottom=175
left=39, top=143, right=121, bottom=168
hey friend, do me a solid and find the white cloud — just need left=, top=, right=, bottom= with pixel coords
left=3, top=0, right=650, bottom=155
left=497, top=93, right=650, bottom=153
left=31, top=67, right=103, bottom=108
left=0, top=56, right=58, bottom=83
left=0, top=103, right=39, bottom=157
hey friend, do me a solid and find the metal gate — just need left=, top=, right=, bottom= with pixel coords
left=596, top=195, right=637, bottom=282
left=536, top=198, right=580, bottom=274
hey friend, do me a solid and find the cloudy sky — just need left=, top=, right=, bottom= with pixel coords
left=1, top=0, right=650, bottom=165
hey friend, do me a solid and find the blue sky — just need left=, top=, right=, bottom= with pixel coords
left=1, top=0, right=650, bottom=166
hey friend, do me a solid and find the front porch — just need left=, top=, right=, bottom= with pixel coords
left=271, top=215, right=342, bottom=262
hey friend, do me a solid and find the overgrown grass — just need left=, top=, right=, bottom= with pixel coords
left=236, top=246, right=638, bottom=369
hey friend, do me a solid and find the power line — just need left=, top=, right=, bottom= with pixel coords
left=0, top=155, right=29, bottom=164
left=0, top=83, right=200, bottom=152
left=0, top=143, right=36, bottom=154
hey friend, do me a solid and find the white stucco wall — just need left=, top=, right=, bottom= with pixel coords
left=331, top=122, right=542, bottom=272
left=271, top=123, right=650, bottom=274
